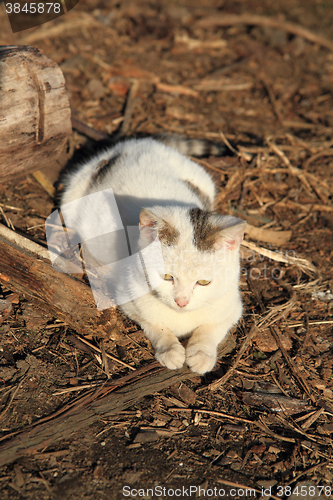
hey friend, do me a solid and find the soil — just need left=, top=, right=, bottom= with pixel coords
left=0, top=0, right=333, bottom=499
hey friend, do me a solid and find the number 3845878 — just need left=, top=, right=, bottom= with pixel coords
left=5, top=3, right=61, bottom=14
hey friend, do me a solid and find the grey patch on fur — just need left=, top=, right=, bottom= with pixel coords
left=154, top=133, right=225, bottom=157
left=142, top=208, right=180, bottom=247
left=92, top=154, right=121, bottom=183
left=189, top=208, right=218, bottom=251
left=183, top=180, right=212, bottom=210
left=190, top=208, right=245, bottom=251
left=158, top=220, right=180, bottom=246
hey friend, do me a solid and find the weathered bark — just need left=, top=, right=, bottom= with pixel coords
left=0, top=363, right=198, bottom=467
left=0, top=227, right=121, bottom=339
left=0, top=46, right=71, bottom=182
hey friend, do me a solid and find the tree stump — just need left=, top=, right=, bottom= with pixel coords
left=0, top=45, right=72, bottom=182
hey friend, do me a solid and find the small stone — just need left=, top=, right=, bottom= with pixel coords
left=133, top=430, right=159, bottom=444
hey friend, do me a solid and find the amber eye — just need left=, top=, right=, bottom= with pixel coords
left=196, top=280, right=211, bottom=286
left=163, top=274, right=174, bottom=281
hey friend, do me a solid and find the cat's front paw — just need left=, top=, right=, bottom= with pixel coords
left=155, top=343, right=186, bottom=370
left=186, top=345, right=216, bottom=374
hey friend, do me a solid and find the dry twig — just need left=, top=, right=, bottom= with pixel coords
left=0, top=364, right=198, bottom=466
left=71, top=117, right=109, bottom=141
left=196, top=14, right=333, bottom=52
left=0, top=378, right=25, bottom=421
left=70, top=335, right=136, bottom=371
left=241, top=240, right=317, bottom=275
left=119, top=79, right=140, bottom=136
left=270, top=325, right=315, bottom=402
left=208, top=325, right=257, bottom=391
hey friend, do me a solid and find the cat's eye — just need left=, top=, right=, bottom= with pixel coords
left=196, top=280, right=211, bottom=286
left=163, top=274, right=174, bottom=281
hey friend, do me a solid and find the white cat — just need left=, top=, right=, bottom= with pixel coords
left=58, top=136, right=246, bottom=374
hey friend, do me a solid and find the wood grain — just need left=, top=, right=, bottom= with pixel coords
left=0, top=363, right=198, bottom=467
left=0, top=232, right=120, bottom=340
left=0, top=46, right=71, bottom=182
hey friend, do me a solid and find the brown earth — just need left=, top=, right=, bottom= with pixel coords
left=0, top=0, right=333, bottom=499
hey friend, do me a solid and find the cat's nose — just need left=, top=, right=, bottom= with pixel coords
left=175, top=298, right=189, bottom=308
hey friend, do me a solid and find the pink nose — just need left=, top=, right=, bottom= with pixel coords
left=175, top=298, right=189, bottom=308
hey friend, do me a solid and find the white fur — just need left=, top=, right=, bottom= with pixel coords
left=61, top=138, right=215, bottom=227
left=60, top=138, right=245, bottom=374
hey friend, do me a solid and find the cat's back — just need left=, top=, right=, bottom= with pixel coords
left=96, top=138, right=214, bottom=198
left=60, top=137, right=215, bottom=211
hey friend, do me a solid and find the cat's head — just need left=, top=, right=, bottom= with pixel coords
left=139, top=206, right=246, bottom=311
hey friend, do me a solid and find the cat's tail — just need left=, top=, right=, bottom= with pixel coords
left=153, top=133, right=227, bottom=158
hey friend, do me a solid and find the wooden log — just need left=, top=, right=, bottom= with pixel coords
left=0, top=46, right=72, bottom=182
left=0, top=363, right=198, bottom=467
left=0, top=344, right=235, bottom=467
left=0, top=223, right=121, bottom=340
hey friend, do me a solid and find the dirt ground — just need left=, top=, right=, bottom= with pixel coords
left=1, top=0, right=333, bottom=499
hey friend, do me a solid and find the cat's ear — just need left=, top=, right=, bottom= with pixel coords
left=140, top=208, right=157, bottom=228
left=139, top=209, right=158, bottom=243
left=214, top=218, right=247, bottom=251
left=139, top=208, right=179, bottom=245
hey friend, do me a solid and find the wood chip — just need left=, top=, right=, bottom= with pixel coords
left=242, top=392, right=313, bottom=415
left=246, top=223, right=292, bottom=245
left=156, top=82, right=199, bottom=97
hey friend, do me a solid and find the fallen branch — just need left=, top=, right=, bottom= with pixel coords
left=119, top=79, right=140, bottom=136
left=19, top=12, right=111, bottom=44
left=270, top=325, right=315, bottom=402
left=71, top=117, right=109, bottom=141
left=196, top=14, right=333, bottom=52
left=0, top=224, right=121, bottom=339
left=69, top=334, right=136, bottom=371
left=168, top=407, right=296, bottom=445
left=245, top=223, right=292, bottom=246
left=276, top=199, right=333, bottom=213
left=241, top=239, right=317, bottom=275
left=266, top=138, right=325, bottom=200
left=0, top=363, right=198, bottom=466
left=208, top=325, right=257, bottom=391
